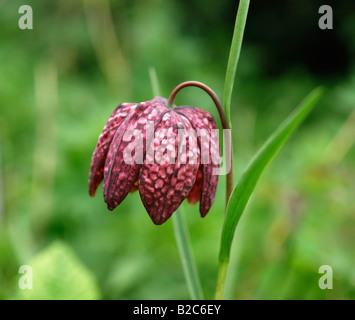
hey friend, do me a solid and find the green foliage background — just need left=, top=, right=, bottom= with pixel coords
left=0, top=0, right=354, bottom=299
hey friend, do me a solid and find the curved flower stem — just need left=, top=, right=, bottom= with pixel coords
left=167, top=81, right=234, bottom=206
left=168, top=81, right=229, bottom=131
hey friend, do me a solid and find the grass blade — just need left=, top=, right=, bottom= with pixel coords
left=173, top=209, right=204, bottom=300
left=216, top=87, right=324, bottom=299
left=223, top=0, right=250, bottom=127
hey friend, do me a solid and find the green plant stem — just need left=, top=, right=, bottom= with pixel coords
left=215, top=0, right=250, bottom=300
left=226, top=146, right=234, bottom=210
left=215, top=259, right=228, bottom=300
left=173, top=208, right=204, bottom=300
left=149, top=68, right=203, bottom=300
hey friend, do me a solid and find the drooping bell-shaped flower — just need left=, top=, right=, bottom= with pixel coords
left=89, top=87, right=221, bottom=225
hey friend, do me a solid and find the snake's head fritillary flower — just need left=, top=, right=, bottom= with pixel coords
left=89, top=96, right=220, bottom=225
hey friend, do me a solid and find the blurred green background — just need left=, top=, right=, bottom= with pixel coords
left=0, top=0, right=354, bottom=300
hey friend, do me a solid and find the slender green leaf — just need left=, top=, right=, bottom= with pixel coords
left=219, top=87, right=324, bottom=263
left=223, top=0, right=250, bottom=127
